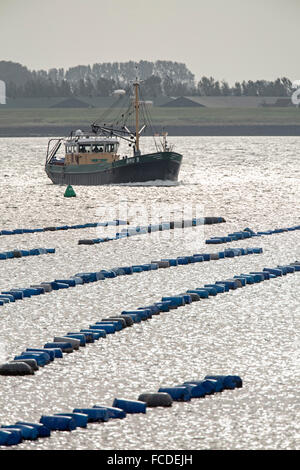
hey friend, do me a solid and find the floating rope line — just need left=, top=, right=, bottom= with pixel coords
left=0, top=248, right=55, bottom=262
left=3, top=257, right=299, bottom=377
left=78, top=217, right=226, bottom=245
left=0, top=220, right=128, bottom=237
left=0, top=374, right=242, bottom=446
left=0, top=245, right=261, bottom=309
left=205, top=225, right=300, bottom=244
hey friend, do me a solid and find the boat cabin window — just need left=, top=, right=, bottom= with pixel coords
left=66, top=144, right=77, bottom=153
left=92, top=144, right=104, bottom=153
left=105, top=143, right=116, bottom=153
left=75, top=142, right=117, bottom=153
left=78, top=144, right=92, bottom=153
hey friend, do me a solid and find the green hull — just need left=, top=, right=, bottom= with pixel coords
left=45, top=151, right=182, bottom=186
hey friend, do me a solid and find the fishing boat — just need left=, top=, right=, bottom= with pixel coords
left=45, top=80, right=182, bottom=185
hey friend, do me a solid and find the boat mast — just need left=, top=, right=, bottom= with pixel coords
left=134, top=79, right=141, bottom=156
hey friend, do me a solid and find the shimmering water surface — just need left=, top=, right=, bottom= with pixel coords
left=0, top=136, right=299, bottom=450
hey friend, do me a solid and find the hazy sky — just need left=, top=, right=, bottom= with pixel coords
left=0, top=0, right=299, bottom=84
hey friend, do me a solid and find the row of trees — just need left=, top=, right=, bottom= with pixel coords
left=1, top=60, right=195, bottom=98
left=7, top=76, right=117, bottom=98
left=0, top=60, right=294, bottom=98
left=196, top=76, right=293, bottom=97
left=64, top=60, right=194, bottom=85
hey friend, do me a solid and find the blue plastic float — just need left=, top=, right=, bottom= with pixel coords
left=112, top=399, right=147, bottom=414
left=1, top=424, right=38, bottom=440
left=73, top=408, right=109, bottom=422
left=40, top=415, right=76, bottom=431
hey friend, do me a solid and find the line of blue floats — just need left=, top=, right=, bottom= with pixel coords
left=78, top=217, right=226, bottom=245
left=0, top=374, right=241, bottom=446
left=0, top=247, right=55, bottom=261
left=206, top=225, right=300, bottom=244
left=0, top=220, right=128, bottom=237
left=0, top=246, right=263, bottom=307
left=158, top=375, right=242, bottom=401
left=2, top=260, right=298, bottom=376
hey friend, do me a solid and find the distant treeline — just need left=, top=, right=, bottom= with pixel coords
left=0, top=60, right=294, bottom=99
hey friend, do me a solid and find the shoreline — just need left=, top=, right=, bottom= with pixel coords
left=1, top=125, right=300, bottom=137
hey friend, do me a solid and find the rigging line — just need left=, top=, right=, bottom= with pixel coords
left=110, top=93, right=135, bottom=127
left=115, top=101, right=133, bottom=127
left=107, top=94, right=131, bottom=126
left=139, top=89, right=159, bottom=151
left=92, top=93, right=130, bottom=128
left=139, top=89, right=155, bottom=130
left=121, top=109, right=135, bottom=129
left=118, top=94, right=136, bottom=130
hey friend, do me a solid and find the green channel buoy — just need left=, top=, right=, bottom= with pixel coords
left=64, top=185, right=76, bottom=197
